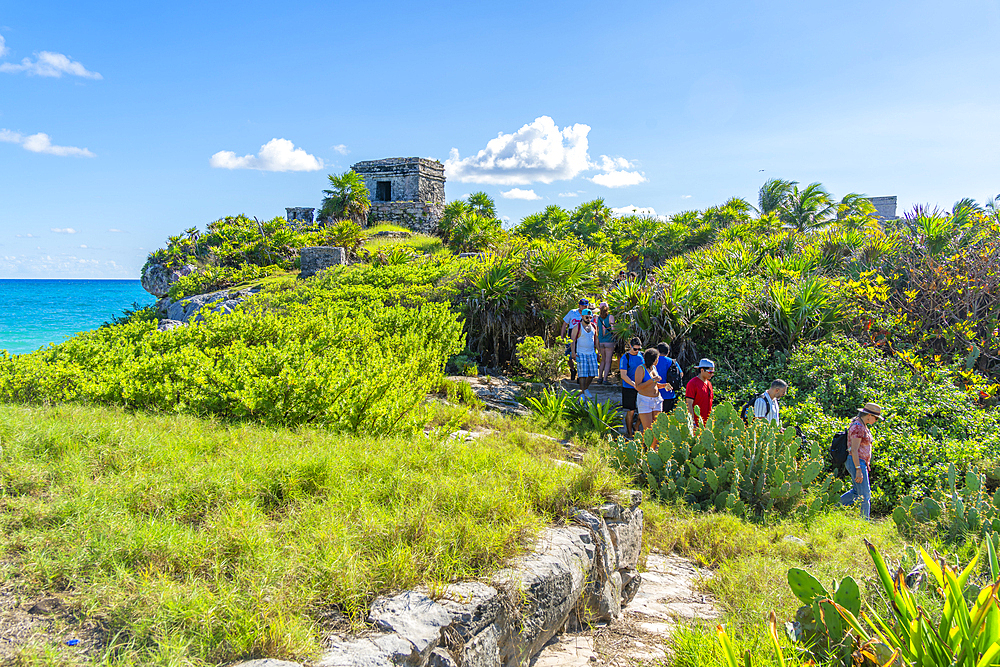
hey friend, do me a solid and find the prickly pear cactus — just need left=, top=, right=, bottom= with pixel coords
left=786, top=568, right=861, bottom=665
left=608, top=401, right=838, bottom=516
left=891, top=463, right=996, bottom=542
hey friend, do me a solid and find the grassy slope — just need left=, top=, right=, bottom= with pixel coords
left=0, top=402, right=622, bottom=665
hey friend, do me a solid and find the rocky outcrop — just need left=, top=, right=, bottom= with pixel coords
left=300, top=247, right=348, bottom=279
left=317, top=490, right=643, bottom=667
left=141, top=262, right=197, bottom=298
left=153, top=285, right=265, bottom=328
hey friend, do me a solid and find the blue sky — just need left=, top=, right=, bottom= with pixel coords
left=1, top=0, right=998, bottom=279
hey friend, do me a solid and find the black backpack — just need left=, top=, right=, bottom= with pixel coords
left=829, top=428, right=849, bottom=469
left=660, top=357, right=683, bottom=391
left=740, top=393, right=770, bottom=424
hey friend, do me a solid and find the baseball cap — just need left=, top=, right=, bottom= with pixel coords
left=581, top=308, right=593, bottom=317
left=578, top=298, right=590, bottom=306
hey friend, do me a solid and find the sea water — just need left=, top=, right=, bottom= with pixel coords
left=0, top=280, right=154, bottom=355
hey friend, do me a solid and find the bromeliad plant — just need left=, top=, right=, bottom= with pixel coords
left=719, top=537, right=1000, bottom=667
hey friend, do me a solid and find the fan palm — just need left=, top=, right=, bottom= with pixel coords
left=758, top=178, right=796, bottom=215
left=781, top=182, right=835, bottom=233
left=836, top=193, right=876, bottom=220
left=320, top=171, right=371, bottom=227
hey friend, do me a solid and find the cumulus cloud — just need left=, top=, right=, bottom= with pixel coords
left=0, top=36, right=7, bottom=58
left=331, top=144, right=349, bottom=154
left=1, top=129, right=95, bottom=157
left=51, top=228, right=76, bottom=234
left=210, top=138, right=323, bottom=172
left=558, top=192, right=580, bottom=198
left=447, top=116, right=647, bottom=188
left=446, top=116, right=591, bottom=185
left=0, top=46, right=102, bottom=79
left=500, top=188, right=542, bottom=200
left=611, top=205, right=667, bottom=221
left=590, top=155, right=647, bottom=188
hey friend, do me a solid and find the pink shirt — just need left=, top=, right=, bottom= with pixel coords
left=848, top=417, right=873, bottom=464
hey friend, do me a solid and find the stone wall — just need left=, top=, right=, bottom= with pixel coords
left=368, top=201, right=444, bottom=235
left=352, top=157, right=446, bottom=234
left=315, top=490, right=643, bottom=667
left=866, top=196, right=897, bottom=220
left=300, top=246, right=347, bottom=279
left=285, top=207, right=315, bottom=227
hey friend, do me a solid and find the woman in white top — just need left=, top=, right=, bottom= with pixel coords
left=570, top=309, right=600, bottom=400
left=633, top=348, right=671, bottom=446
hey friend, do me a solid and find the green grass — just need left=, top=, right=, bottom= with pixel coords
left=0, top=402, right=623, bottom=666
left=642, top=501, right=978, bottom=666
left=363, top=223, right=412, bottom=235
left=363, top=234, right=444, bottom=255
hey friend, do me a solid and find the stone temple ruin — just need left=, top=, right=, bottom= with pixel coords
left=285, top=207, right=315, bottom=227
left=351, top=157, right=446, bottom=234
left=866, top=196, right=898, bottom=220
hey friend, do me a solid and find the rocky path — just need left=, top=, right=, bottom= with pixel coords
left=532, top=553, right=719, bottom=667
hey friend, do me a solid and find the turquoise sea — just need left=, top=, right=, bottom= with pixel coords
left=0, top=280, right=154, bottom=355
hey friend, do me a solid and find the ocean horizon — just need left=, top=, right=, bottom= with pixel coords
left=0, top=279, right=154, bottom=355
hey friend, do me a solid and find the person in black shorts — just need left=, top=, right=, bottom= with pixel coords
left=619, top=336, right=644, bottom=437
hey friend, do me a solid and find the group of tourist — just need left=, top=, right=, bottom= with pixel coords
left=559, top=298, right=883, bottom=520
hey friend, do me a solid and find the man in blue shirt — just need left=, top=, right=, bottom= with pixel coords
left=618, top=336, right=643, bottom=437
left=654, top=342, right=682, bottom=415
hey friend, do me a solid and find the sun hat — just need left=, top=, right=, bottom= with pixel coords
left=697, top=358, right=716, bottom=369
left=858, top=402, right=885, bottom=420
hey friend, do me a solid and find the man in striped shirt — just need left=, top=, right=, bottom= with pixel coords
left=753, top=379, right=788, bottom=428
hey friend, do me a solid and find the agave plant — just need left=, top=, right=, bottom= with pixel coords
left=463, top=254, right=526, bottom=366
left=523, top=387, right=572, bottom=423
left=747, top=276, right=842, bottom=350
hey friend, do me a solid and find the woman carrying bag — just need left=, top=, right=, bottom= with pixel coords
left=840, top=402, right=883, bottom=519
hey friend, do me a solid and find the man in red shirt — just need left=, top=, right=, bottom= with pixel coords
left=685, top=358, right=716, bottom=427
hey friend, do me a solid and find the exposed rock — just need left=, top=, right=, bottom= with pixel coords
left=229, top=660, right=302, bottom=667
left=369, top=230, right=412, bottom=239
left=157, top=319, right=186, bottom=332
left=444, top=376, right=532, bottom=417
left=164, top=285, right=264, bottom=323
left=369, top=591, right=453, bottom=664
left=141, top=262, right=197, bottom=298
left=27, top=598, right=62, bottom=615
left=300, top=246, right=348, bottom=279
left=606, top=507, right=642, bottom=570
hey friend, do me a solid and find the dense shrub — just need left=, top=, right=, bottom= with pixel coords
left=0, top=260, right=465, bottom=434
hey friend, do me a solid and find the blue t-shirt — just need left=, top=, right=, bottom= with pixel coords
left=654, top=356, right=676, bottom=400
left=619, top=352, right=643, bottom=388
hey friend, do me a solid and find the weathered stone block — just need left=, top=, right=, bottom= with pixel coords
left=300, top=246, right=347, bottom=279
left=607, top=507, right=643, bottom=570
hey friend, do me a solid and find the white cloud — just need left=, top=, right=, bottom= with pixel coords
left=210, top=138, right=323, bottom=172
left=79, top=244, right=88, bottom=248
left=1, top=129, right=95, bottom=157
left=590, top=154, right=647, bottom=188
left=611, top=205, right=667, bottom=221
left=558, top=192, right=580, bottom=198
left=681, top=195, right=692, bottom=199
left=446, top=116, right=592, bottom=185
left=0, top=48, right=102, bottom=79
left=0, top=36, right=7, bottom=58
left=591, top=170, right=648, bottom=188
left=108, top=228, right=124, bottom=232
left=51, top=228, right=76, bottom=234
left=331, top=144, right=349, bottom=154
left=500, top=187, right=542, bottom=200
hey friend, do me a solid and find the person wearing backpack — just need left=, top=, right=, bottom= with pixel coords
left=752, top=379, right=788, bottom=427
left=839, top=402, right=884, bottom=519
left=654, top=342, right=682, bottom=414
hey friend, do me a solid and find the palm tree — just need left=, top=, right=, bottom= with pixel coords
left=758, top=178, right=796, bottom=215
left=836, top=193, right=876, bottom=220
left=467, top=192, right=497, bottom=219
left=320, top=170, right=371, bottom=227
left=781, top=182, right=834, bottom=233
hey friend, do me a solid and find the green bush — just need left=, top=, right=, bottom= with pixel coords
left=516, top=336, right=568, bottom=382
left=167, top=263, right=286, bottom=300
left=0, top=261, right=465, bottom=434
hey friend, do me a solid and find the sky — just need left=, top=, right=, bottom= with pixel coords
left=1, top=0, right=999, bottom=279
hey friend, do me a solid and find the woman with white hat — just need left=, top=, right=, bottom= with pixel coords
left=840, top=402, right=884, bottom=519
